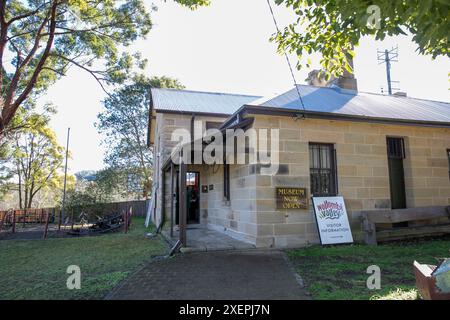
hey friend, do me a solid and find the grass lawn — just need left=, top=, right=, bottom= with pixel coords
left=0, top=217, right=168, bottom=300
left=287, top=238, right=450, bottom=300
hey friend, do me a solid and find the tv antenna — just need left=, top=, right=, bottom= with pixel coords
left=377, top=46, right=399, bottom=95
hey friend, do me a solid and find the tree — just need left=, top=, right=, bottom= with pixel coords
left=0, top=101, right=57, bottom=204
left=272, top=0, right=449, bottom=77
left=9, top=116, right=65, bottom=209
left=96, top=75, right=184, bottom=199
left=0, top=0, right=204, bottom=139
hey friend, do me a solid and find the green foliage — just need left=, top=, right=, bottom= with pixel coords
left=66, top=168, right=116, bottom=215
left=149, top=75, right=185, bottom=90
left=0, top=105, right=67, bottom=209
left=96, top=75, right=184, bottom=199
left=0, top=0, right=210, bottom=137
left=0, top=0, right=153, bottom=136
left=66, top=167, right=140, bottom=219
left=174, top=0, right=211, bottom=10
left=273, top=0, right=449, bottom=76
left=10, top=117, right=66, bottom=209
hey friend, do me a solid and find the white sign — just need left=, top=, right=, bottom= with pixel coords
left=312, top=197, right=354, bottom=245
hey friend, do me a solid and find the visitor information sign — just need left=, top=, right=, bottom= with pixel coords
left=312, top=197, right=354, bottom=245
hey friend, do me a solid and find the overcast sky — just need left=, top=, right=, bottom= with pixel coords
left=43, top=0, right=450, bottom=174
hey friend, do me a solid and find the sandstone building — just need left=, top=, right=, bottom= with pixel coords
left=147, top=83, right=450, bottom=248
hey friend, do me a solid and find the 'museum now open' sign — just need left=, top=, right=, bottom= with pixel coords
left=312, top=197, right=354, bottom=245
left=276, top=188, right=308, bottom=209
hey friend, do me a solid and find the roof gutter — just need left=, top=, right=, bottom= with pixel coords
left=155, top=109, right=231, bottom=118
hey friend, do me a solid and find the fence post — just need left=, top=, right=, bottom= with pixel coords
left=128, top=206, right=132, bottom=230
left=43, top=209, right=50, bottom=239
left=125, top=209, right=128, bottom=234
left=71, top=209, right=74, bottom=231
left=0, top=211, right=5, bottom=232
left=57, top=208, right=61, bottom=231
left=12, top=210, right=16, bottom=233
left=123, top=208, right=130, bottom=234
left=22, top=209, right=26, bottom=228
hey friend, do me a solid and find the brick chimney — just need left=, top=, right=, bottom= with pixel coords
left=336, top=54, right=358, bottom=92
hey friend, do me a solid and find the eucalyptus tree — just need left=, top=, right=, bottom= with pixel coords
left=96, top=75, right=184, bottom=199
left=0, top=0, right=205, bottom=139
left=10, top=114, right=65, bottom=209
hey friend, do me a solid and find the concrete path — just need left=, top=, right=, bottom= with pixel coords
left=162, top=227, right=256, bottom=253
left=107, top=250, right=310, bottom=300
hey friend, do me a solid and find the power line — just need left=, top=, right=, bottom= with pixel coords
left=266, top=0, right=306, bottom=115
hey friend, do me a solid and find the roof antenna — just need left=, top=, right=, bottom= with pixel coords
left=266, top=0, right=306, bottom=120
left=377, top=46, right=400, bottom=95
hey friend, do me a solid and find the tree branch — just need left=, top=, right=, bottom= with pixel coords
left=6, top=2, right=49, bottom=26
left=0, top=0, right=8, bottom=98
left=50, top=53, right=111, bottom=96
left=4, top=0, right=59, bottom=127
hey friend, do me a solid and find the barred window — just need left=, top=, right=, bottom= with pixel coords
left=224, top=164, right=230, bottom=201
left=387, top=137, right=405, bottom=159
left=309, top=143, right=338, bottom=196
left=447, top=149, right=450, bottom=180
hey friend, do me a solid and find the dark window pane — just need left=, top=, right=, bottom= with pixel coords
left=309, top=143, right=337, bottom=196
left=224, top=164, right=230, bottom=201
left=447, top=149, right=450, bottom=180
left=387, top=137, right=405, bottom=159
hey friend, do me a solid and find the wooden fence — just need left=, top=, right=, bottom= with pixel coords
left=107, top=200, right=149, bottom=217
left=0, top=200, right=149, bottom=225
left=0, top=200, right=148, bottom=237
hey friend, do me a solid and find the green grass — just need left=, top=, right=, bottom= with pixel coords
left=0, top=217, right=168, bottom=300
left=287, top=238, right=450, bottom=300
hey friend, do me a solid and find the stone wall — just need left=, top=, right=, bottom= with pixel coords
left=153, top=111, right=450, bottom=248
left=152, top=113, right=227, bottom=227
left=183, top=163, right=257, bottom=244
left=250, top=115, right=450, bottom=247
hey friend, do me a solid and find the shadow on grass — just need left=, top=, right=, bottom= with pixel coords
left=0, top=217, right=168, bottom=300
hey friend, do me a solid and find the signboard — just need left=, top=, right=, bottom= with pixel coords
left=276, top=188, right=308, bottom=210
left=312, top=197, right=354, bottom=245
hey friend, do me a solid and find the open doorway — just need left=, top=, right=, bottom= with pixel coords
left=387, top=137, right=407, bottom=227
left=175, top=171, right=200, bottom=225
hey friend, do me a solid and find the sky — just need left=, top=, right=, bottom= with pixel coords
left=43, top=0, right=450, bottom=174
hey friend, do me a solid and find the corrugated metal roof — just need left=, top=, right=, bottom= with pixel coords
left=151, top=88, right=261, bottom=115
left=254, top=85, right=450, bottom=123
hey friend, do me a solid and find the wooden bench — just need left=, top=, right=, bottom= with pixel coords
left=360, top=206, right=450, bottom=245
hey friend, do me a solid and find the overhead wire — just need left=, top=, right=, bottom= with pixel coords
left=266, top=0, right=306, bottom=117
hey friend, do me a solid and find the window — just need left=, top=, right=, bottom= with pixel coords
left=309, top=143, right=338, bottom=196
left=447, top=149, right=450, bottom=180
left=387, top=137, right=405, bottom=159
left=223, top=164, right=230, bottom=201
